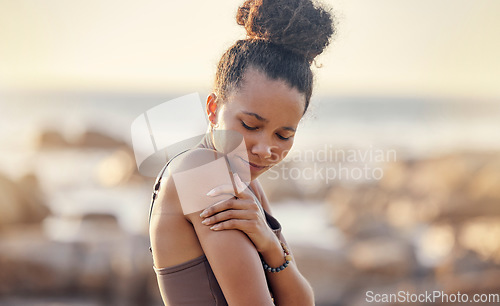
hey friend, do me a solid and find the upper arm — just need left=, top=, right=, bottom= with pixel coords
left=187, top=213, right=274, bottom=305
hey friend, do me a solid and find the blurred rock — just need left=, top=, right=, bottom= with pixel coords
left=415, top=224, right=456, bottom=268
left=327, top=185, right=393, bottom=239
left=466, top=156, right=500, bottom=201
left=75, top=130, right=128, bottom=149
left=0, top=225, right=78, bottom=295
left=0, top=221, right=156, bottom=306
left=405, top=154, right=469, bottom=199
left=327, top=150, right=500, bottom=233
left=94, top=148, right=136, bottom=187
left=291, top=244, right=357, bottom=305
left=0, top=172, right=50, bottom=229
left=348, top=237, right=416, bottom=278
left=2, top=142, right=499, bottom=306
left=36, top=128, right=129, bottom=150
left=36, top=130, right=72, bottom=149
left=376, top=160, right=408, bottom=192
left=459, top=217, right=500, bottom=264
left=321, top=150, right=500, bottom=305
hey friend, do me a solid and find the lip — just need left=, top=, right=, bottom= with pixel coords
left=238, top=157, right=269, bottom=171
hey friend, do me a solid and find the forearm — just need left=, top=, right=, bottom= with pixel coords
left=260, top=239, right=315, bottom=306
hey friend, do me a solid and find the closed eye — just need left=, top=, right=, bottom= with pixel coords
left=276, top=133, right=292, bottom=141
left=241, top=121, right=258, bottom=130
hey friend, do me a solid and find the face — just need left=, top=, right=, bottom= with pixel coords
left=207, top=67, right=305, bottom=180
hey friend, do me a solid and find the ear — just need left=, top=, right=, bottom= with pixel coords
left=206, top=93, right=219, bottom=125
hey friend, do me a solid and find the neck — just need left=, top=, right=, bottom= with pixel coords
left=196, top=131, right=217, bottom=151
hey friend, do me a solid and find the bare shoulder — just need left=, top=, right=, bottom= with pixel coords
left=166, top=148, right=225, bottom=174
left=167, top=148, right=238, bottom=216
left=154, top=148, right=225, bottom=210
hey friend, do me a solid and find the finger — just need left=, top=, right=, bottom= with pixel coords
left=200, top=198, right=255, bottom=218
left=201, top=209, right=256, bottom=226
left=201, top=197, right=232, bottom=216
left=209, top=219, right=254, bottom=231
left=233, top=173, right=248, bottom=194
left=206, top=180, right=252, bottom=200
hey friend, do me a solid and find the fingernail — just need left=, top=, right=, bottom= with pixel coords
left=233, top=173, right=241, bottom=183
left=200, top=210, right=208, bottom=218
left=234, top=173, right=245, bottom=191
left=206, top=189, right=216, bottom=197
left=201, top=218, right=209, bottom=225
left=210, top=225, right=219, bottom=231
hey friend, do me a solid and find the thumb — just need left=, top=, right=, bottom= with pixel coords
left=233, top=173, right=248, bottom=194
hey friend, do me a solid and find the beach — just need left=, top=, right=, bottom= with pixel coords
left=1, top=91, right=499, bottom=305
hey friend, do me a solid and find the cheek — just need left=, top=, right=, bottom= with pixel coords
left=216, top=106, right=237, bottom=130
left=270, top=141, right=294, bottom=164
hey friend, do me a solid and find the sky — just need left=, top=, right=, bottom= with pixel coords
left=1, top=0, right=499, bottom=99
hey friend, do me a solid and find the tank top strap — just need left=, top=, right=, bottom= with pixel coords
left=246, top=184, right=282, bottom=237
left=148, top=150, right=190, bottom=253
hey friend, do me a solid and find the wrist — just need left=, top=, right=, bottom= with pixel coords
left=259, top=235, right=286, bottom=268
left=261, top=240, right=292, bottom=273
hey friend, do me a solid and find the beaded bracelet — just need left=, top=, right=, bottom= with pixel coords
left=261, top=241, right=293, bottom=273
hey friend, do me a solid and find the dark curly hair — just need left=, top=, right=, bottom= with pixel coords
left=214, top=0, right=335, bottom=114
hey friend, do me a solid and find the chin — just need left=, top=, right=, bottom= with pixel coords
left=249, top=166, right=272, bottom=181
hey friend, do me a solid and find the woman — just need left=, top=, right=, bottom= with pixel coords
left=149, top=0, right=334, bottom=304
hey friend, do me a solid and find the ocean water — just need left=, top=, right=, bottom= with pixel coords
left=2, top=91, right=499, bottom=155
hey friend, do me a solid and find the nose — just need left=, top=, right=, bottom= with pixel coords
left=250, top=140, right=273, bottom=160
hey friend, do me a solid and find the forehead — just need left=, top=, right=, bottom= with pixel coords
left=225, top=68, right=305, bottom=124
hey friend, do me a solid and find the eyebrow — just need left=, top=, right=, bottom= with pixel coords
left=242, top=111, right=296, bottom=133
left=242, top=111, right=268, bottom=122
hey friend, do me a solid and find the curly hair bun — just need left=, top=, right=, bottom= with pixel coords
left=236, top=0, right=334, bottom=64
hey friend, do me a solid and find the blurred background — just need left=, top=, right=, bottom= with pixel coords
left=1, top=0, right=499, bottom=305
